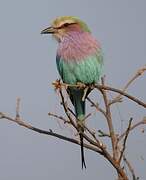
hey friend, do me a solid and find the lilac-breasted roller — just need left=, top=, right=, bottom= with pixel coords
left=41, top=16, right=103, bottom=169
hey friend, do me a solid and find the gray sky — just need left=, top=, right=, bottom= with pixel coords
left=0, top=0, right=146, bottom=179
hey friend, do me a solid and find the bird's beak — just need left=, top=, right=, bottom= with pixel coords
left=41, top=26, right=56, bottom=34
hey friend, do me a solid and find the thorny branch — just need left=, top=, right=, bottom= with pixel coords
left=0, top=66, right=146, bottom=180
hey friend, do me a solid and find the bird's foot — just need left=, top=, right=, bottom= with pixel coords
left=52, top=79, right=61, bottom=90
left=76, top=82, right=86, bottom=89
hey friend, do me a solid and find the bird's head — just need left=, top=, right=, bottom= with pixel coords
left=41, top=16, right=91, bottom=42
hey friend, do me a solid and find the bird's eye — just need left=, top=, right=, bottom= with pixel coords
left=63, top=23, right=70, bottom=27
left=59, top=22, right=76, bottom=29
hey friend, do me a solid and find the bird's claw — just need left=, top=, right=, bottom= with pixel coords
left=52, top=79, right=61, bottom=90
left=76, top=82, right=86, bottom=89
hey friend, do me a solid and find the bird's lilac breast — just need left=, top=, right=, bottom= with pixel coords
left=57, top=32, right=101, bottom=62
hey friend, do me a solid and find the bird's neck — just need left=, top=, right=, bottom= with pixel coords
left=57, top=31, right=101, bottom=61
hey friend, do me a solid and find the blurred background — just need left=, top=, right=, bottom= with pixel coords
left=0, top=0, right=145, bottom=179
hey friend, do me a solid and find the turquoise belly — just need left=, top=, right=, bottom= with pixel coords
left=56, top=53, right=103, bottom=85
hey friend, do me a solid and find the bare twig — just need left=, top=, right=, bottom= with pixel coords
left=100, top=77, right=117, bottom=160
left=98, top=130, right=110, bottom=137
left=110, top=66, right=146, bottom=105
left=94, top=84, right=146, bottom=109
left=59, top=88, right=77, bottom=128
left=123, top=155, right=139, bottom=180
left=109, top=96, right=123, bottom=105
left=16, top=97, right=21, bottom=118
left=119, top=118, right=133, bottom=163
left=119, top=117, right=146, bottom=141
left=67, top=107, right=76, bottom=117
left=48, top=112, right=70, bottom=124
left=87, top=97, right=106, bottom=117
left=84, top=125, right=105, bottom=148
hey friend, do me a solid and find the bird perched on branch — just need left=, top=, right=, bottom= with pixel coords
left=41, top=16, right=103, bottom=169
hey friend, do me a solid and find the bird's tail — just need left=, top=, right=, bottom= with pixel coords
left=79, top=127, right=86, bottom=169
left=72, top=89, right=86, bottom=169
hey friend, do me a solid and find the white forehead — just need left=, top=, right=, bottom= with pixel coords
left=52, top=17, right=78, bottom=28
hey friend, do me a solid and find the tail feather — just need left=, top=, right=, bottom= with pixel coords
left=74, top=90, right=86, bottom=169
left=79, top=132, right=86, bottom=169
left=68, top=88, right=87, bottom=169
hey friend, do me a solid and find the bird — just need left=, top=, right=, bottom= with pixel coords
left=41, top=16, right=103, bottom=169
